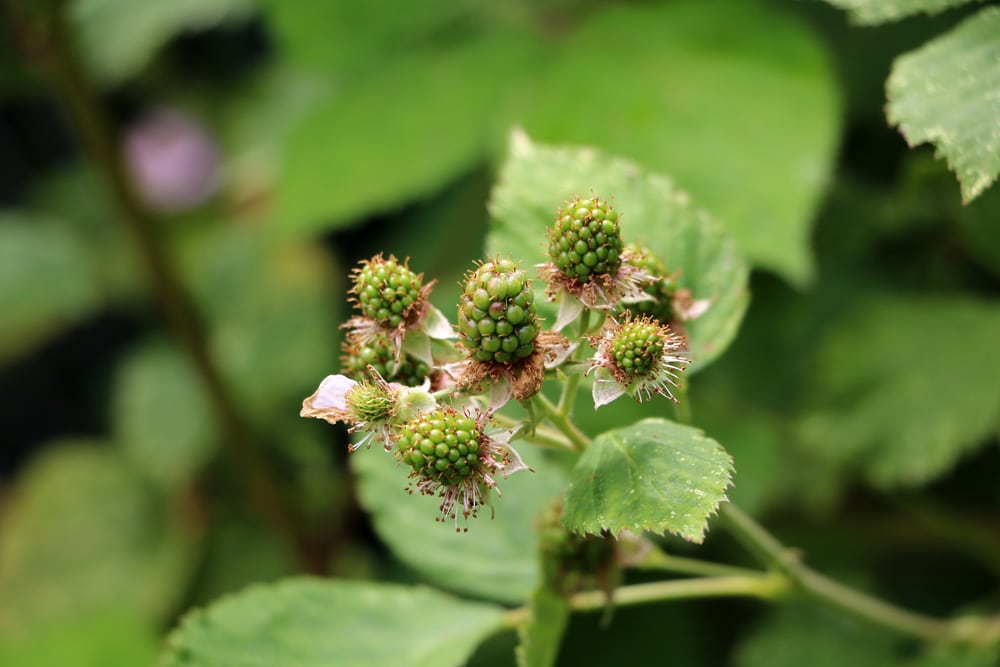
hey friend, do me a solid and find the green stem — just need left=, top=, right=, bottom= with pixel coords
left=491, top=413, right=576, bottom=452
left=557, top=308, right=592, bottom=415
left=532, top=393, right=591, bottom=451
left=636, top=544, right=766, bottom=579
left=503, top=574, right=786, bottom=628
left=718, top=503, right=954, bottom=642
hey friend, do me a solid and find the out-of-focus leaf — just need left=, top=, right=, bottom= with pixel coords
left=910, top=646, right=1000, bottom=667
left=488, top=132, right=749, bottom=371
left=0, top=213, right=102, bottom=365
left=259, top=0, right=471, bottom=74
left=0, top=443, right=195, bottom=633
left=218, top=66, right=332, bottom=203
left=824, top=0, right=982, bottom=25
left=112, top=341, right=215, bottom=489
left=887, top=7, right=1000, bottom=203
left=352, top=446, right=569, bottom=604
left=177, top=225, right=342, bottom=421
left=0, top=608, right=159, bottom=667
left=159, top=578, right=504, bottom=667
left=70, top=0, right=254, bottom=83
left=956, top=183, right=1000, bottom=277
left=186, top=516, right=297, bottom=606
left=275, top=33, right=540, bottom=233
left=520, top=1, right=840, bottom=284
left=515, top=586, right=568, bottom=667
left=735, top=604, right=900, bottom=667
left=798, top=296, right=1000, bottom=487
left=27, top=165, right=141, bottom=300
left=561, top=418, right=733, bottom=542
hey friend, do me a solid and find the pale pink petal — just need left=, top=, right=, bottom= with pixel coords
left=300, top=374, right=356, bottom=422
left=421, top=304, right=456, bottom=339
left=554, top=292, right=585, bottom=331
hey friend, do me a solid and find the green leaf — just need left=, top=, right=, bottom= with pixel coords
left=275, top=32, right=539, bottom=233
left=515, top=586, right=569, bottom=667
left=259, top=0, right=471, bottom=74
left=351, top=446, right=569, bottom=604
left=887, top=7, right=1000, bottom=203
left=159, top=578, right=505, bottom=667
left=561, top=418, right=733, bottom=542
left=0, top=213, right=102, bottom=365
left=910, top=646, right=1000, bottom=667
left=798, top=296, right=1000, bottom=487
left=178, top=225, right=342, bottom=421
left=0, top=443, right=195, bottom=633
left=519, top=1, right=840, bottom=284
left=488, top=132, right=750, bottom=371
left=0, top=608, right=159, bottom=667
left=70, top=0, right=254, bottom=82
left=112, top=341, right=215, bottom=489
left=823, top=0, right=983, bottom=25
left=956, top=172, right=1000, bottom=277
left=735, top=604, right=900, bottom=667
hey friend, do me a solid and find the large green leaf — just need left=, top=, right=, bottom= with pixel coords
left=275, top=33, right=540, bottom=233
left=798, top=296, right=1000, bottom=487
left=887, top=7, right=1000, bottom=203
left=70, top=0, right=254, bottom=83
left=112, top=341, right=215, bottom=490
left=160, top=578, right=504, bottom=667
left=0, top=213, right=102, bottom=365
left=0, top=443, right=195, bottom=633
left=488, top=132, right=749, bottom=371
left=515, top=586, right=569, bottom=667
left=561, top=418, right=733, bottom=542
left=259, top=0, right=471, bottom=74
left=352, top=445, right=569, bottom=604
left=519, top=1, right=840, bottom=284
left=824, top=0, right=982, bottom=25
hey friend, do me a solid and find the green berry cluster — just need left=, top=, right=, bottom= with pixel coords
left=351, top=255, right=423, bottom=328
left=345, top=380, right=395, bottom=424
left=396, top=409, right=482, bottom=485
left=547, top=196, right=623, bottom=281
left=538, top=502, right=619, bottom=595
left=341, top=332, right=429, bottom=387
left=610, top=317, right=663, bottom=378
left=623, top=244, right=676, bottom=323
left=457, top=259, right=538, bottom=364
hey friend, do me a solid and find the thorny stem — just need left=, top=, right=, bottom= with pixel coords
left=502, top=574, right=788, bottom=629
left=717, top=503, right=1000, bottom=644
left=9, top=2, right=322, bottom=571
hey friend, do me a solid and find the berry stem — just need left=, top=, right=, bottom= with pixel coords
left=502, top=574, right=787, bottom=628
left=491, top=413, right=576, bottom=452
left=531, top=393, right=591, bottom=451
left=556, top=308, right=592, bottom=416
left=635, top=544, right=767, bottom=579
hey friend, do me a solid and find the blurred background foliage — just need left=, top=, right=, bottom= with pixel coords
left=0, top=0, right=998, bottom=664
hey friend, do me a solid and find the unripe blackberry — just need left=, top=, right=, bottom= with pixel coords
left=547, top=196, right=623, bottom=281
left=623, top=244, right=675, bottom=323
left=609, top=317, right=663, bottom=378
left=457, top=259, right=538, bottom=364
left=341, top=331, right=430, bottom=387
left=396, top=409, right=482, bottom=487
left=351, top=254, right=423, bottom=329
